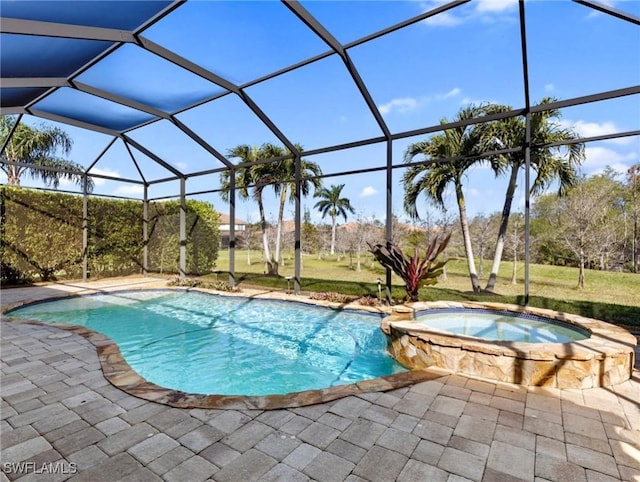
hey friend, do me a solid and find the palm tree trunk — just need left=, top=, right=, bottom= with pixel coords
left=274, top=186, right=288, bottom=273
left=7, top=165, right=21, bottom=186
left=486, top=164, right=519, bottom=291
left=633, top=176, right=639, bottom=273
left=257, top=196, right=275, bottom=275
left=456, top=183, right=481, bottom=292
left=330, top=214, right=337, bottom=255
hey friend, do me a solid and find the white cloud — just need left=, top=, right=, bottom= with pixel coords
left=360, top=186, right=378, bottom=197
left=421, top=0, right=517, bottom=27
left=460, top=96, right=498, bottom=106
left=379, top=88, right=462, bottom=115
left=88, top=167, right=120, bottom=186
left=544, top=83, right=555, bottom=92
left=176, top=161, right=188, bottom=171
left=475, top=0, right=518, bottom=13
left=112, top=185, right=144, bottom=196
left=572, top=120, right=618, bottom=138
left=423, top=11, right=463, bottom=26
left=583, top=146, right=637, bottom=174
left=584, top=0, right=619, bottom=19
left=440, top=87, right=461, bottom=99
left=378, top=97, right=419, bottom=115
left=561, top=119, right=634, bottom=145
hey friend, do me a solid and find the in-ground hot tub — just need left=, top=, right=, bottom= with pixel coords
left=382, top=301, right=637, bottom=388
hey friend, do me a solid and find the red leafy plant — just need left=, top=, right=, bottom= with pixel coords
left=368, top=233, right=451, bottom=302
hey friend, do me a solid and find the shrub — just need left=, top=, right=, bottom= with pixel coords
left=200, top=280, right=240, bottom=292
left=368, top=234, right=451, bottom=302
left=0, top=262, right=33, bottom=285
left=356, top=295, right=381, bottom=307
left=168, top=276, right=200, bottom=288
left=309, top=292, right=354, bottom=303
left=168, top=276, right=240, bottom=292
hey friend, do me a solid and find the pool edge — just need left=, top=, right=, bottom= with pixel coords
left=1, top=285, right=450, bottom=409
left=1, top=317, right=448, bottom=409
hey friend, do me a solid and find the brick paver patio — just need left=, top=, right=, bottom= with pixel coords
left=1, top=279, right=639, bottom=481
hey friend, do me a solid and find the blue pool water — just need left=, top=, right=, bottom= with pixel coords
left=416, top=308, right=590, bottom=343
left=6, top=290, right=406, bottom=395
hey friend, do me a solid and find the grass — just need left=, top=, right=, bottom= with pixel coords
left=208, top=250, right=640, bottom=328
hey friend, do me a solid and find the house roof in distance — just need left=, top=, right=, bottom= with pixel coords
left=218, top=213, right=248, bottom=226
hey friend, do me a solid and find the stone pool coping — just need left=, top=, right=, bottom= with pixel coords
left=383, top=301, right=637, bottom=389
left=1, top=284, right=446, bottom=409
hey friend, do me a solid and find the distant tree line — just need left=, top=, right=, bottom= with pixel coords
left=3, top=106, right=638, bottom=291
left=234, top=162, right=638, bottom=292
left=530, top=167, right=639, bottom=286
left=225, top=162, right=636, bottom=293
left=221, top=99, right=602, bottom=290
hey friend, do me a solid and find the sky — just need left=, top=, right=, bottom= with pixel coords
left=2, top=0, right=639, bottom=226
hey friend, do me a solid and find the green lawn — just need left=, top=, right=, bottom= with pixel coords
left=209, top=250, right=640, bottom=328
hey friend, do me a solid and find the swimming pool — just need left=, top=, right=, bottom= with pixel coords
left=416, top=308, right=590, bottom=343
left=6, top=290, right=406, bottom=396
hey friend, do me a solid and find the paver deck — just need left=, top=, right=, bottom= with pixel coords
left=2, top=278, right=639, bottom=481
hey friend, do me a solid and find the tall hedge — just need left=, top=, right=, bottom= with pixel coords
left=1, top=187, right=220, bottom=284
left=88, top=196, right=144, bottom=278
left=147, top=199, right=220, bottom=275
left=1, top=186, right=83, bottom=282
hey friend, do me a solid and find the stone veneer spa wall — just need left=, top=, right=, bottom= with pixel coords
left=382, top=302, right=637, bottom=389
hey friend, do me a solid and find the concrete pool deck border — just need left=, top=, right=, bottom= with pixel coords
left=2, top=279, right=637, bottom=405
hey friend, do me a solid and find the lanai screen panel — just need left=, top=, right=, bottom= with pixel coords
left=0, top=0, right=638, bottom=291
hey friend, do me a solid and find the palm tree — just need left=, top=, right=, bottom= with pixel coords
left=220, top=144, right=280, bottom=275
left=314, top=184, right=355, bottom=256
left=221, top=143, right=322, bottom=275
left=403, top=106, right=489, bottom=293
left=480, top=99, right=584, bottom=292
left=269, top=145, right=323, bottom=271
left=0, top=116, right=92, bottom=190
